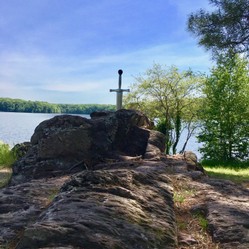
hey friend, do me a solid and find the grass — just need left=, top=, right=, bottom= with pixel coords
left=0, top=141, right=17, bottom=169
left=202, top=159, right=249, bottom=184
left=173, top=159, right=249, bottom=248
left=172, top=176, right=196, bottom=206
left=171, top=176, right=220, bottom=249
left=173, top=189, right=195, bottom=205
left=204, top=166, right=249, bottom=183
left=201, top=159, right=249, bottom=169
left=193, top=212, right=209, bottom=231
left=0, top=141, right=16, bottom=188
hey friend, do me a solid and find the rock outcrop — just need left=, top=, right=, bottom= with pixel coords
left=0, top=176, right=70, bottom=246
left=15, top=162, right=177, bottom=249
left=0, top=110, right=180, bottom=248
left=167, top=154, right=249, bottom=249
left=0, top=109, right=248, bottom=249
left=10, top=109, right=165, bottom=185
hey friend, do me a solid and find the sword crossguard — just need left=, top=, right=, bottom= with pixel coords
left=110, top=69, right=130, bottom=110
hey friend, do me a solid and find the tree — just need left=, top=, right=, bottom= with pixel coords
left=0, top=98, right=115, bottom=114
left=124, top=64, right=203, bottom=154
left=188, top=0, right=249, bottom=57
left=198, top=54, right=249, bottom=161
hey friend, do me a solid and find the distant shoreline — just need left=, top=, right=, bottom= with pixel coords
left=0, top=97, right=115, bottom=114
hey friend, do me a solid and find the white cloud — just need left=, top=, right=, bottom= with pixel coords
left=42, top=81, right=101, bottom=92
left=0, top=39, right=212, bottom=103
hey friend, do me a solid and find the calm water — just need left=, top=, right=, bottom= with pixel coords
left=0, top=112, right=202, bottom=158
left=0, top=112, right=89, bottom=146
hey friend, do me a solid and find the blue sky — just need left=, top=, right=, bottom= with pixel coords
left=0, top=0, right=213, bottom=104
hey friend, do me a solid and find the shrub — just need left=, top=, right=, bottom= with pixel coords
left=0, top=141, right=17, bottom=168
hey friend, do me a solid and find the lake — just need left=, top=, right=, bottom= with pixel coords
left=0, top=112, right=202, bottom=158
left=0, top=112, right=89, bottom=146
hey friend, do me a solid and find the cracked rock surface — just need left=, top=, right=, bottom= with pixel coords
left=0, top=111, right=248, bottom=248
left=166, top=154, right=249, bottom=249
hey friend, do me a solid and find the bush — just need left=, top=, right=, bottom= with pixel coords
left=0, top=141, right=17, bottom=168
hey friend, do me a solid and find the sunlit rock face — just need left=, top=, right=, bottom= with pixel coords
left=15, top=163, right=177, bottom=249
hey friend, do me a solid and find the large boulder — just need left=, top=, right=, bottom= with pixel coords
left=10, top=109, right=165, bottom=185
left=183, top=151, right=205, bottom=173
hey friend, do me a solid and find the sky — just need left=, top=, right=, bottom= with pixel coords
left=0, top=0, right=214, bottom=105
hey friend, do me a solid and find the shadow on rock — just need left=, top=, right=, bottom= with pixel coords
left=10, top=109, right=165, bottom=186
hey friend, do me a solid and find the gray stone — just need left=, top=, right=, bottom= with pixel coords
left=183, top=151, right=205, bottom=173
left=11, top=142, right=32, bottom=159
left=15, top=162, right=177, bottom=249
left=0, top=176, right=69, bottom=246
left=205, top=179, right=249, bottom=246
left=10, top=110, right=165, bottom=185
left=1, top=111, right=248, bottom=248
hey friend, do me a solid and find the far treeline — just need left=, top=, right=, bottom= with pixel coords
left=0, top=98, right=115, bottom=114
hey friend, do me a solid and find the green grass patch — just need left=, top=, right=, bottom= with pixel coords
left=173, top=189, right=196, bottom=205
left=197, top=215, right=208, bottom=231
left=193, top=212, right=209, bottom=231
left=0, top=141, right=17, bottom=169
left=173, top=192, right=185, bottom=204
left=0, top=141, right=16, bottom=188
left=201, top=159, right=249, bottom=183
left=203, top=166, right=249, bottom=183
left=201, top=159, right=249, bottom=169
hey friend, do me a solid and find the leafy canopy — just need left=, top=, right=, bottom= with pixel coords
left=124, top=64, right=203, bottom=154
left=198, top=54, right=249, bottom=161
left=188, top=0, right=249, bottom=57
